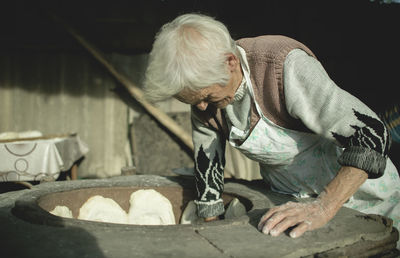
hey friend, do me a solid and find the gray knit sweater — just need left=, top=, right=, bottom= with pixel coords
left=191, top=36, right=390, bottom=218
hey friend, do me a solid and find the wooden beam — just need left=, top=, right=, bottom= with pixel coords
left=48, top=12, right=194, bottom=152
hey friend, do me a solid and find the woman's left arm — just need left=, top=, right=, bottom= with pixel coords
left=258, top=166, right=368, bottom=238
left=283, top=49, right=390, bottom=179
left=258, top=48, right=390, bottom=237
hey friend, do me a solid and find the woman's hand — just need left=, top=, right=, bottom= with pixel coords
left=258, top=166, right=368, bottom=238
left=204, top=216, right=218, bottom=222
left=257, top=198, right=336, bottom=238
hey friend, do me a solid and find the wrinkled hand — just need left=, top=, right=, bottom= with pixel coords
left=204, top=216, right=218, bottom=222
left=257, top=199, right=337, bottom=238
left=257, top=167, right=366, bottom=238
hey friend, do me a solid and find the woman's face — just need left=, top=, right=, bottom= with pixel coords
left=175, top=83, right=236, bottom=111
left=175, top=54, right=243, bottom=111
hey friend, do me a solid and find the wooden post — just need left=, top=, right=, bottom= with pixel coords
left=48, top=13, right=194, bottom=153
left=70, top=164, right=78, bottom=180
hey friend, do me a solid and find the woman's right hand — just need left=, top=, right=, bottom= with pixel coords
left=204, top=216, right=218, bottom=222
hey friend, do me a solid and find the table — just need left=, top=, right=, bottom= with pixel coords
left=0, top=133, right=89, bottom=182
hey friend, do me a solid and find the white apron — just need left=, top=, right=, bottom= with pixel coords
left=227, top=71, right=400, bottom=236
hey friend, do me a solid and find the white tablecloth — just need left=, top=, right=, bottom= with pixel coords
left=0, top=135, right=89, bottom=182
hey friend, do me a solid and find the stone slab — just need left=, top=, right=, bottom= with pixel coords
left=0, top=175, right=398, bottom=258
left=196, top=209, right=396, bottom=258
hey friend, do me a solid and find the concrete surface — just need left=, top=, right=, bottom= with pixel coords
left=131, top=112, right=193, bottom=176
left=0, top=175, right=399, bottom=258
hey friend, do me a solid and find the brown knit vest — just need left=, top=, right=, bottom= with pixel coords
left=193, top=35, right=316, bottom=139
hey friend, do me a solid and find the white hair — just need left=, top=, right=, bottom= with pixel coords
left=143, top=13, right=238, bottom=102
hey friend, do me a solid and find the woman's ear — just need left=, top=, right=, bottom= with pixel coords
left=226, top=54, right=239, bottom=72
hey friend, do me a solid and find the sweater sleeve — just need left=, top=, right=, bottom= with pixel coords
left=191, top=106, right=226, bottom=218
left=284, top=49, right=390, bottom=178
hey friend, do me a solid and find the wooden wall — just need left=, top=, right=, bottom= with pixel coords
left=0, top=51, right=130, bottom=178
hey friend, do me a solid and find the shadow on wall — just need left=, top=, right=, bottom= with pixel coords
left=1, top=0, right=399, bottom=111
left=0, top=51, right=148, bottom=100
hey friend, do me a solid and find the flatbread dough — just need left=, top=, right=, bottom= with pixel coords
left=128, top=189, right=175, bottom=225
left=49, top=205, right=73, bottom=219
left=78, top=195, right=128, bottom=224
left=52, top=190, right=176, bottom=225
left=224, top=198, right=246, bottom=219
left=180, top=200, right=199, bottom=224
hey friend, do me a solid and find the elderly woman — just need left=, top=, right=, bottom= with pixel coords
left=143, top=13, right=400, bottom=239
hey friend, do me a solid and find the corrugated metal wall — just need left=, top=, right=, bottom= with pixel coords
left=0, top=51, right=131, bottom=178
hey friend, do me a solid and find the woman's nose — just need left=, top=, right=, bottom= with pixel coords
left=196, top=101, right=208, bottom=111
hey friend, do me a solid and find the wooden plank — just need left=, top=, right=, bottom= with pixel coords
left=0, top=133, right=76, bottom=143
left=48, top=12, right=194, bottom=152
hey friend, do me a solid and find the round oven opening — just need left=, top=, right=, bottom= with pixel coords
left=11, top=175, right=260, bottom=228
left=37, top=186, right=252, bottom=225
